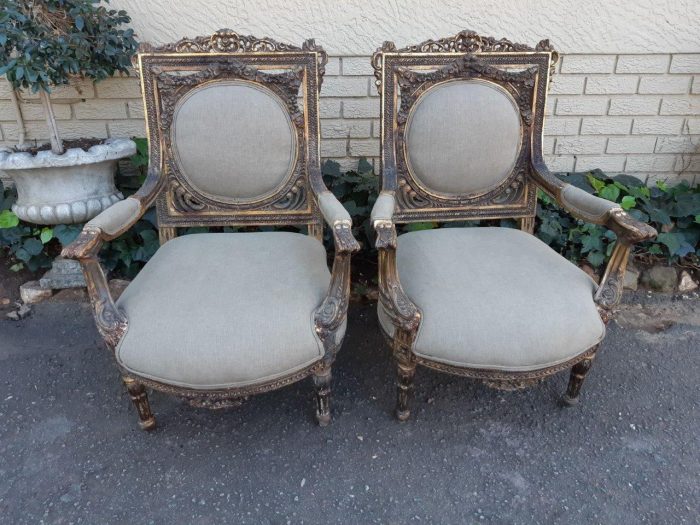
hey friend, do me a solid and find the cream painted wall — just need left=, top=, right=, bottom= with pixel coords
left=110, top=0, right=700, bottom=55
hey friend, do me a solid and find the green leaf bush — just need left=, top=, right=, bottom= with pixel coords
left=1, top=0, right=138, bottom=93
left=1, top=155, right=698, bottom=279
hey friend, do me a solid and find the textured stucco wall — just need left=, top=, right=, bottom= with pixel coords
left=2, top=2, right=699, bottom=185
left=109, top=0, right=700, bottom=54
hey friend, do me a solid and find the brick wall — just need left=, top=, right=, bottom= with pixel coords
left=2, top=53, right=699, bottom=185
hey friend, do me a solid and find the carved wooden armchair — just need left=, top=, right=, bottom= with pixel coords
left=62, top=30, right=359, bottom=430
left=370, top=31, right=657, bottom=420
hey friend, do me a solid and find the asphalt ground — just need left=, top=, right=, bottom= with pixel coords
left=0, top=293, right=698, bottom=524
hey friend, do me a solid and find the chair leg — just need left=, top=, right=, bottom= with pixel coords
left=313, top=367, right=332, bottom=427
left=563, top=355, right=596, bottom=406
left=395, top=357, right=416, bottom=421
left=123, top=377, right=156, bottom=430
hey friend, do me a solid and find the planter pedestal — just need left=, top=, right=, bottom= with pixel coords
left=39, top=257, right=86, bottom=289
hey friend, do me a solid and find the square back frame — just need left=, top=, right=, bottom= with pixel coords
left=137, top=34, right=328, bottom=231
left=372, top=34, right=558, bottom=224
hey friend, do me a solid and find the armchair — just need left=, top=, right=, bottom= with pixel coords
left=370, top=31, right=656, bottom=420
left=62, top=30, right=359, bottom=430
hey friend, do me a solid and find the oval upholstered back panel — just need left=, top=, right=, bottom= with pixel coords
left=405, top=79, right=522, bottom=196
left=171, top=80, right=297, bottom=202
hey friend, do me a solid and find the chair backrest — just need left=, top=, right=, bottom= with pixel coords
left=371, top=30, right=558, bottom=223
left=137, top=30, right=327, bottom=229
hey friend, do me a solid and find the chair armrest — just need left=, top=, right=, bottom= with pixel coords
left=531, top=159, right=657, bottom=317
left=59, top=166, right=164, bottom=350
left=370, top=192, right=420, bottom=333
left=61, top=167, right=163, bottom=259
left=371, top=192, right=397, bottom=249
left=531, top=160, right=657, bottom=245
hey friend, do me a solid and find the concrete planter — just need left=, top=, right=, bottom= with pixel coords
left=0, top=138, right=136, bottom=225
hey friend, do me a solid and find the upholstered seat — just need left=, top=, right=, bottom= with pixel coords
left=378, top=227, right=605, bottom=371
left=115, top=232, right=332, bottom=389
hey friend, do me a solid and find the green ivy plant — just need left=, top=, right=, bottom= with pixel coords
left=537, top=169, right=700, bottom=268
left=1, top=156, right=699, bottom=278
left=0, top=0, right=138, bottom=153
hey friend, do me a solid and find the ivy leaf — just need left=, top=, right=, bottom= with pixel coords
left=9, top=263, right=24, bottom=272
left=587, top=175, right=606, bottom=193
left=620, top=196, right=636, bottom=210
left=695, top=214, right=700, bottom=224
left=0, top=210, right=20, bottom=228
left=600, top=184, right=620, bottom=202
left=23, top=238, right=44, bottom=256
left=586, top=251, right=605, bottom=268
left=655, top=232, right=694, bottom=257
left=75, top=15, right=85, bottom=31
left=40, top=227, right=53, bottom=244
left=54, top=224, right=82, bottom=246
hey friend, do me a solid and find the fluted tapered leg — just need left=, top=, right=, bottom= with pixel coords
left=395, top=358, right=416, bottom=421
left=563, top=354, right=596, bottom=406
left=123, top=377, right=156, bottom=430
left=313, top=367, right=332, bottom=427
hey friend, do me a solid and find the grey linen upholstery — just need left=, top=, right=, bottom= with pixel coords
left=317, top=191, right=351, bottom=225
left=172, top=80, right=297, bottom=201
left=378, top=227, right=605, bottom=371
left=560, top=185, right=620, bottom=223
left=116, top=232, right=334, bottom=389
left=86, top=197, right=141, bottom=237
left=405, top=80, right=521, bottom=195
left=371, top=192, right=396, bottom=224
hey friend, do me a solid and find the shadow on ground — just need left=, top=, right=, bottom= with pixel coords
left=0, top=294, right=698, bottom=524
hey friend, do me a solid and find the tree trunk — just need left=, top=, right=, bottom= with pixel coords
left=39, top=89, right=64, bottom=155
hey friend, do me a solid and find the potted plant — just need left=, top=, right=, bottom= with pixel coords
left=0, top=0, right=139, bottom=225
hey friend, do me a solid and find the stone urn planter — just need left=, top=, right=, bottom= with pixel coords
left=0, top=138, right=135, bottom=225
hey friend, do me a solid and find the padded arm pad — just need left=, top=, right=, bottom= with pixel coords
left=317, top=191, right=351, bottom=225
left=86, top=197, right=143, bottom=238
left=371, top=191, right=396, bottom=225
left=559, top=185, right=620, bottom=224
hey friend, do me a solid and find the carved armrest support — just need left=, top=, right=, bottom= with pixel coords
left=531, top=161, right=657, bottom=317
left=330, top=221, right=361, bottom=254
left=314, top=252, right=353, bottom=351
left=60, top=229, right=126, bottom=350
left=373, top=220, right=420, bottom=333
left=58, top=166, right=163, bottom=349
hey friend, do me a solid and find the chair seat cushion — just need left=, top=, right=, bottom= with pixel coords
left=378, top=227, right=605, bottom=372
left=116, top=232, right=332, bottom=389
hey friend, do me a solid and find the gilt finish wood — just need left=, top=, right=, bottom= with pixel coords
left=138, top=31, right=327, bottom=232
left=371, top=30, right=557, bottom=224
left=62, top=30, right=358, bottom=428
left=371, top=31, right=656, bottom=419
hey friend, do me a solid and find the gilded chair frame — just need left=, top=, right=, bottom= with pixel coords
left=371, top=31, right=657, bottom=419
left=63, top=30, right=359, bottom=429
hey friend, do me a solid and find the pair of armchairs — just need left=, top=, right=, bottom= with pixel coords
left=63, top=30, right=656, bottom=430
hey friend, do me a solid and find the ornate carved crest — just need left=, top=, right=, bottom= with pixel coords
left=138, top=29, right=328, bottom=84
left=372, top=29, right=558, bottom=86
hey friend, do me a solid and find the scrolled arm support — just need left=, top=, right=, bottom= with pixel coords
left=530, top=160, right=657, bottom=317
left=371, top=192, right=421, bottom=333
left=60, top=166, right=163, bottom=350
left=309, top=166, right=360, bottom=356
left=61, top=227, right=126, bottom=349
